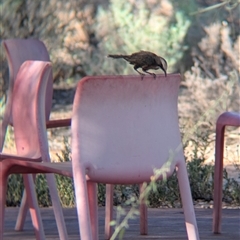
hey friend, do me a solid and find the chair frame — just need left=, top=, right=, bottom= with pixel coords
left=1, top=39, right=71, bottom=239
left=213, top=111, right=240, bottom=233
left=0, top=60, right=72, bottom=240
left=71, top=74, right=199, bottom=240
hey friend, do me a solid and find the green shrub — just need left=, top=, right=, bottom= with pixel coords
left=55, top=137, right=75, bottom=207
left=6, top=174, right=24, bottom=206
left=82, top=0, right=191, bottom=75
left=6, top=132, right=240, bottom=208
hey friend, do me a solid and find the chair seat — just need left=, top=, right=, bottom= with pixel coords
left=2, top=159, right=72, bottom=176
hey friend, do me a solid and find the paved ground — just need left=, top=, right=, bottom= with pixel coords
left=3, top=207, right=240, bottom=239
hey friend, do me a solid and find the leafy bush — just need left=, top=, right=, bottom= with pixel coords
left=81, top=0, right=191, bottom=75
left=55, top=137, right=75, bottom=207
left=6, top=126, right=240, bottom=209
left=178, top=22, right=239, bottom=134
left=6, top=174, right=24, bottom=206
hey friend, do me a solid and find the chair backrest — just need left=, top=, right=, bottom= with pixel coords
left=12, top=60, right=51, bottom=158
left=71, top=74, right=184, bottom=184
left=1, top=39, right=53, bottom=150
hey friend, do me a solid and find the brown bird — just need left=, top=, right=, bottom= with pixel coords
left=108, top=50, right=167, bottom=78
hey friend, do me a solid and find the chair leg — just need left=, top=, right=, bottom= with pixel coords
left=15, top=173, right=38, bottom=231
left=0, top=163, right=8, bottom=240
left=88, top=181, right=98, bottom=240
left=45, top=174, right=68, bottom=240
left=177, top=162, right=199, bottom=240
left=73, top=167, right=92, bottom=240
left=139, top=183, right=148, bottom=235
left=15, top=173, right=68, bottom=239
left=105, top=184, right=113, bottom=239
left=213, top=125, right=225, bottom=233
left=15, top=188, right=29, bottom=231
left=22, top=174, right=45, bottom=240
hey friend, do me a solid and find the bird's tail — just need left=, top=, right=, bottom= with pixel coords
left=108, top=54, right=129, bottom=59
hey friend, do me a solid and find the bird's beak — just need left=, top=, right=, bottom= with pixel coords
left=163, top=69, right=167, bottom=77
left=160, top=65, right=167, bottom=77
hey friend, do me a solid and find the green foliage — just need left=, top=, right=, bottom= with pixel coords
left=110, top=205, right=139, bottom=240
left=188, top=158, right=214, bottom=201
left=6, top=174, right=52, bottom=207
left=35, top=174, right=51, bottom=207
left=82, top=0, right=190, bottom=75
left=6, top=174, right=24, bottom=206
left=147, top=173, right=179, bottom=208
left=186, top=131, right=214, bottom=201
left=6, top=130, right=240, bottom=208
left=223, top=169, right=240, bottom=203
left=97, top=184, right=106, bottom=205
left=55, top=137, right=75, bottom=207
left=170, top=0, right=198, bottom=16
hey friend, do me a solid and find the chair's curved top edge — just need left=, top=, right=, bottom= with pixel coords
left=79, top=73, right=181, bottom=84
left=2, top=38, right=42, bottom=44
left=217, top=111, right=240, bottom=126
left=219, top=111, right=240, bottom=118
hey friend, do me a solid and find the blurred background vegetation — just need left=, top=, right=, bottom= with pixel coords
left=1, top=0, right=239, bottom=84
left=0, top=0, right=239, bottom=207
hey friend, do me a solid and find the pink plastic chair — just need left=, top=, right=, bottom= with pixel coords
left=213, top=111, right=240, bottom=233
left=1, top=39, right=71, bottom=238
left=0, top=61, right=72, bottom=239
left=71, top=74, right=200, bottom=240
left=0, top=61, right=72, bottom=240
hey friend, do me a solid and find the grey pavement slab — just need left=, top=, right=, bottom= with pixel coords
left=3, top=207, right=240, bottom=239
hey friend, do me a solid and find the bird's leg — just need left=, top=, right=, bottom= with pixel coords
left=134, top=65, right=145, bottom=80
left=145, top=71, right=156, bottom=78
left=142, top=66, right=156, bottom=79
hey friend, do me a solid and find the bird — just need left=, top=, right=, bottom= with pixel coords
left=108, top=50, right=167, bottom=78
